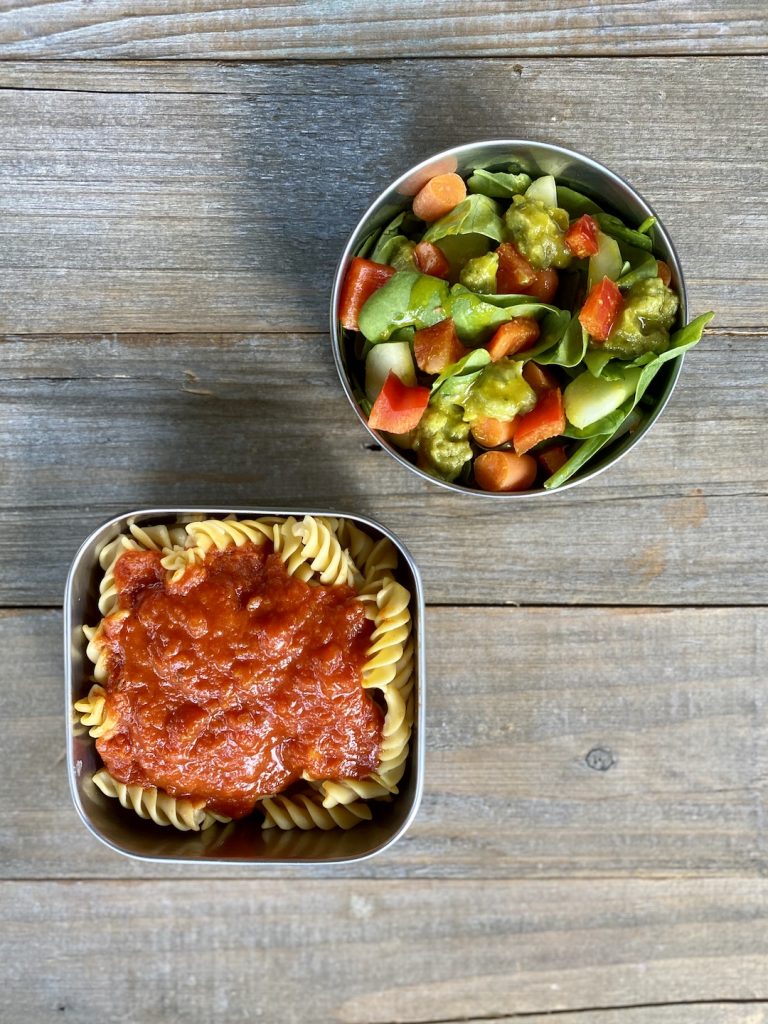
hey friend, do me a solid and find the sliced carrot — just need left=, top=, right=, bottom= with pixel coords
left=485, top=317, right=540, bottom=361
left=412, top=173, right=467, bottom=223
left=527, top=268, right=559, bottom=302
left=413, top=318, right=468, bottom=375
left=656, top=260, right=672, bottom=287
left=538, top=445, right=568, bottom=476
left=414, top=241, right=451, bottom=279
left=474, top=450, right=537, bottom=492
left=470, top=416, right=519, bottom=449
left=522, top=361, right=559, bottom=393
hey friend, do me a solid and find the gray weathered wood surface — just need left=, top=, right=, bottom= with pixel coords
left=0, top=2, right=764, bottom=59
left=2, top=878, right=768, bottom=1022
left=1, top=57, right=765, bottom=334
left=0, top=331, right=764, bottom=607
left=1, top=8, right=767, bottom=1022
left=3, top=605, right=767, bottom=880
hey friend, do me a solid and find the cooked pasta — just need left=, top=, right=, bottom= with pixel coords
left=76, top=514, right=416, bottom=834
left=260, top=792, right=373, bottom=831
left=73, top=683, right=117, bottom=739
left=92, top=769, right=227, bottom=832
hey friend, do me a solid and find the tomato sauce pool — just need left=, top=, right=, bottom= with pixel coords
left=96, top=544, right=382, bottom=818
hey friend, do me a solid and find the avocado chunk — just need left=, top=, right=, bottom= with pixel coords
left=602, top=277, right=679, bottom=359
left=413, top=392, right=472, bottom=482
left=458, top=252, right=499, bottom=294
left=462, top=360, right=537, bottom=423
left=504, top=195, right=573, bottom=270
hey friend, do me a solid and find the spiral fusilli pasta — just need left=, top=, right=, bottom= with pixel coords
left=92, top=769, right=228, bottom=832
left=76, top=515, right=416, bottom=834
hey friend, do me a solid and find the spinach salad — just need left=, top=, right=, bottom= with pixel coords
left=338, top=166, right=713, bottom=492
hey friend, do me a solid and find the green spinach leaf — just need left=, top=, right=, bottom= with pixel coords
left=423, top=194, right=505, bottom=245
left=518, top=312, right=584, bottom=367
left=447, top=285, right=558, bottom=345
left=545, top=311, right=714, bottom=488
left=555, top=186, right=603, bottom=217
left=358, top=271, right=450, bottom=343
left=617, top=248, right=658, bottom=289
left=431, top=348, right=492, bottom=399
left=467, top=168, right=532, bottom=199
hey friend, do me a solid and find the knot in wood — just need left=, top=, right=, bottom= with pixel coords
left=585, top=747, right=615, bottom=771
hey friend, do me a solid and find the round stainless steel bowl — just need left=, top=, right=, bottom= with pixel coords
left=330, top=140, right=688, bottom=496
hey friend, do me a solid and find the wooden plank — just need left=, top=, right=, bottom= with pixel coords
left=0, top=2, right=763, bottom=59
left=0, top=58, right=765, bottom=333
left=0, top=331, right=764, bottom=608
left=3, top=606, right=766, bottom=880
left=1, top=878, right=767, bottom=1022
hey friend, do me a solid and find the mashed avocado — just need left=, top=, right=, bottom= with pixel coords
left=462, top=361, right=537, bottom=423
left=413, top=392, right=472, bottom=481
left=504, top=195, right=572, bottom=270
left=388, top=238, right=417, bottom=272
left=602, top=277, right=679, bottom=359
left=459, top=252, right=499, bottom=294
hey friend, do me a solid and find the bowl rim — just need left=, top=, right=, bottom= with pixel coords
left=64, top=507, right=426, bottom=866
left=330, top=138, right=689, bottom=498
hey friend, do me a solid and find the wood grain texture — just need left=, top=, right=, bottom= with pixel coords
left=0, top=331, right=764, bottom=608
left=1, top=878, right=768, bottom=1022
left=4, top=605, right=766, bottom=880
left=0, top=1, right=764, bottom=59
left=0, top=58, right=765, bottom=333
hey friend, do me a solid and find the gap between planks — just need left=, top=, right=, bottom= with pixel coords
left=418, top=1001, right=768, bottom=1023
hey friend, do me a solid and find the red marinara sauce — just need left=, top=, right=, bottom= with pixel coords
left=95, top=543, right=382, bottom=818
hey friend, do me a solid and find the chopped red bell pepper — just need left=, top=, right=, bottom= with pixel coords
left=485, top=317, right=540, bottom=361
left=578, top=277, right=623, bottom=342
left=368, top=371, right=430, bottom=433
left=339, top=257, right=396, bottom=330
left=414, top=318, right=467, bottom=374
left=513, top=388, right=566, bottom=455
left=496, top=243, right=537, bottom=293
left=413, top=241, right=451, bottom=280
left=564, top=214, right=599, bottom=258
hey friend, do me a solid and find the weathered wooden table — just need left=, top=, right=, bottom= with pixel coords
left=1, top=4, right=766, bottom=1021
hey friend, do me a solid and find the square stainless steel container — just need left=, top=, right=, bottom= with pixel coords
left=65, top=508, right=425, bottom=865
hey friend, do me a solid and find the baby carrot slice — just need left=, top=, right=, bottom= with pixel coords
left=527, top=268, right=559, bottom=302
left=413, top=241, right=451, bottom=279
left=470, top=417, right=519, bottom=449
left=412, top=173, right=467, bottom=222
left=474, top=451, right=537, bottom=492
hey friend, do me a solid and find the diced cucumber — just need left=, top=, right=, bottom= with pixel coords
left=564, top=367, right=642, bottom=430
left=365, top=342, right=416, bottom=402
left=588, top=231, right=623, bottom=289
left=525, top=174, right=558, bottom=208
